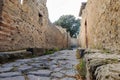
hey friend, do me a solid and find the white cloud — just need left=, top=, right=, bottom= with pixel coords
left=47, top=0, right=87, bottom=22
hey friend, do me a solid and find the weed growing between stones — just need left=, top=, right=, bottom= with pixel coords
left=54, top=48, right=59, bottom=51
left=30, top=54, right=37, bottom=58
left=76, top=49, right=81, bottom=59
left=44, top=48, right=59, bottom=55
left=44, top=50, right=54, bottom=55
left=101, top=49, right=111, bottom=54
left=76, top=49, right=86, bottom=80
left=76, top=59, right=86, bottom=80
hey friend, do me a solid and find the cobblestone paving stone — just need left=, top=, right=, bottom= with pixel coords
left=0, top=50, right=79, bottom=80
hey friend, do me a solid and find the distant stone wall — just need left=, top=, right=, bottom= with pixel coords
left=70, top=38, right=79, bottom=47
left=79, top=0, right=120, bottom=52
left=0, top=0, right=70, bottom=51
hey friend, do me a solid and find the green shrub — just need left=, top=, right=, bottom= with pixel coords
left=53, top=48, right=59, bottom=52
left=45, top=50, right=53, bottom=55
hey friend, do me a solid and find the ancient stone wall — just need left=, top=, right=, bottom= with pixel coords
left=0, top=0, right=70, bottom=51
left=0, top=0, right=47, bottom=51
left=79, top=0, right=120, bottom=52
left=45, top=22, right=70, bottom=49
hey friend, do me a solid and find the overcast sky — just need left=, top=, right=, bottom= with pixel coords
left=47, top=0, right=87, bottom=22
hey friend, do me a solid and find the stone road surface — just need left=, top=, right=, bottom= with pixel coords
left=0, top=50, right=80, bottom=80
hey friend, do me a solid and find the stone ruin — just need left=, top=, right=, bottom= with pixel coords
left=0, top=0, right=71, bottom=51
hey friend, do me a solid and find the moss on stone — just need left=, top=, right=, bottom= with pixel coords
left=44, top=48, right=60, bottom=55
left=102, top=49, right=111, bottom=54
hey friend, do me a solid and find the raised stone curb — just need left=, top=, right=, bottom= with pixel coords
left=82, top=49, right=120, bottom=80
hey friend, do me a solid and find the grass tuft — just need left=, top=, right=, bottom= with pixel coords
left=76, top=59, right=86, bottom=79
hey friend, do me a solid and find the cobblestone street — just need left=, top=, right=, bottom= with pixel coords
left=0, top=50, right=80, bottom=80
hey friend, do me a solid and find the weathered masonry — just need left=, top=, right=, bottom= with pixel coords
left=78, top=1, right=120, bottom=80
left=0, top=0, right=70, bottom=51
left=79, top=0, right=120, bottom=52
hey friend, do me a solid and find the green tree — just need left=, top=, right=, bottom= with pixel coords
left=54, top=15, right=80, bottom=38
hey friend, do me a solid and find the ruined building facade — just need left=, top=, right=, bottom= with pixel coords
left=0, top=0, right=70, bottom=51
left=79, top=0, right=120, bottom=52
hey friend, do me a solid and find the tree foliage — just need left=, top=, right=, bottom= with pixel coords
left=54, top=15, right=80, bottom=38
